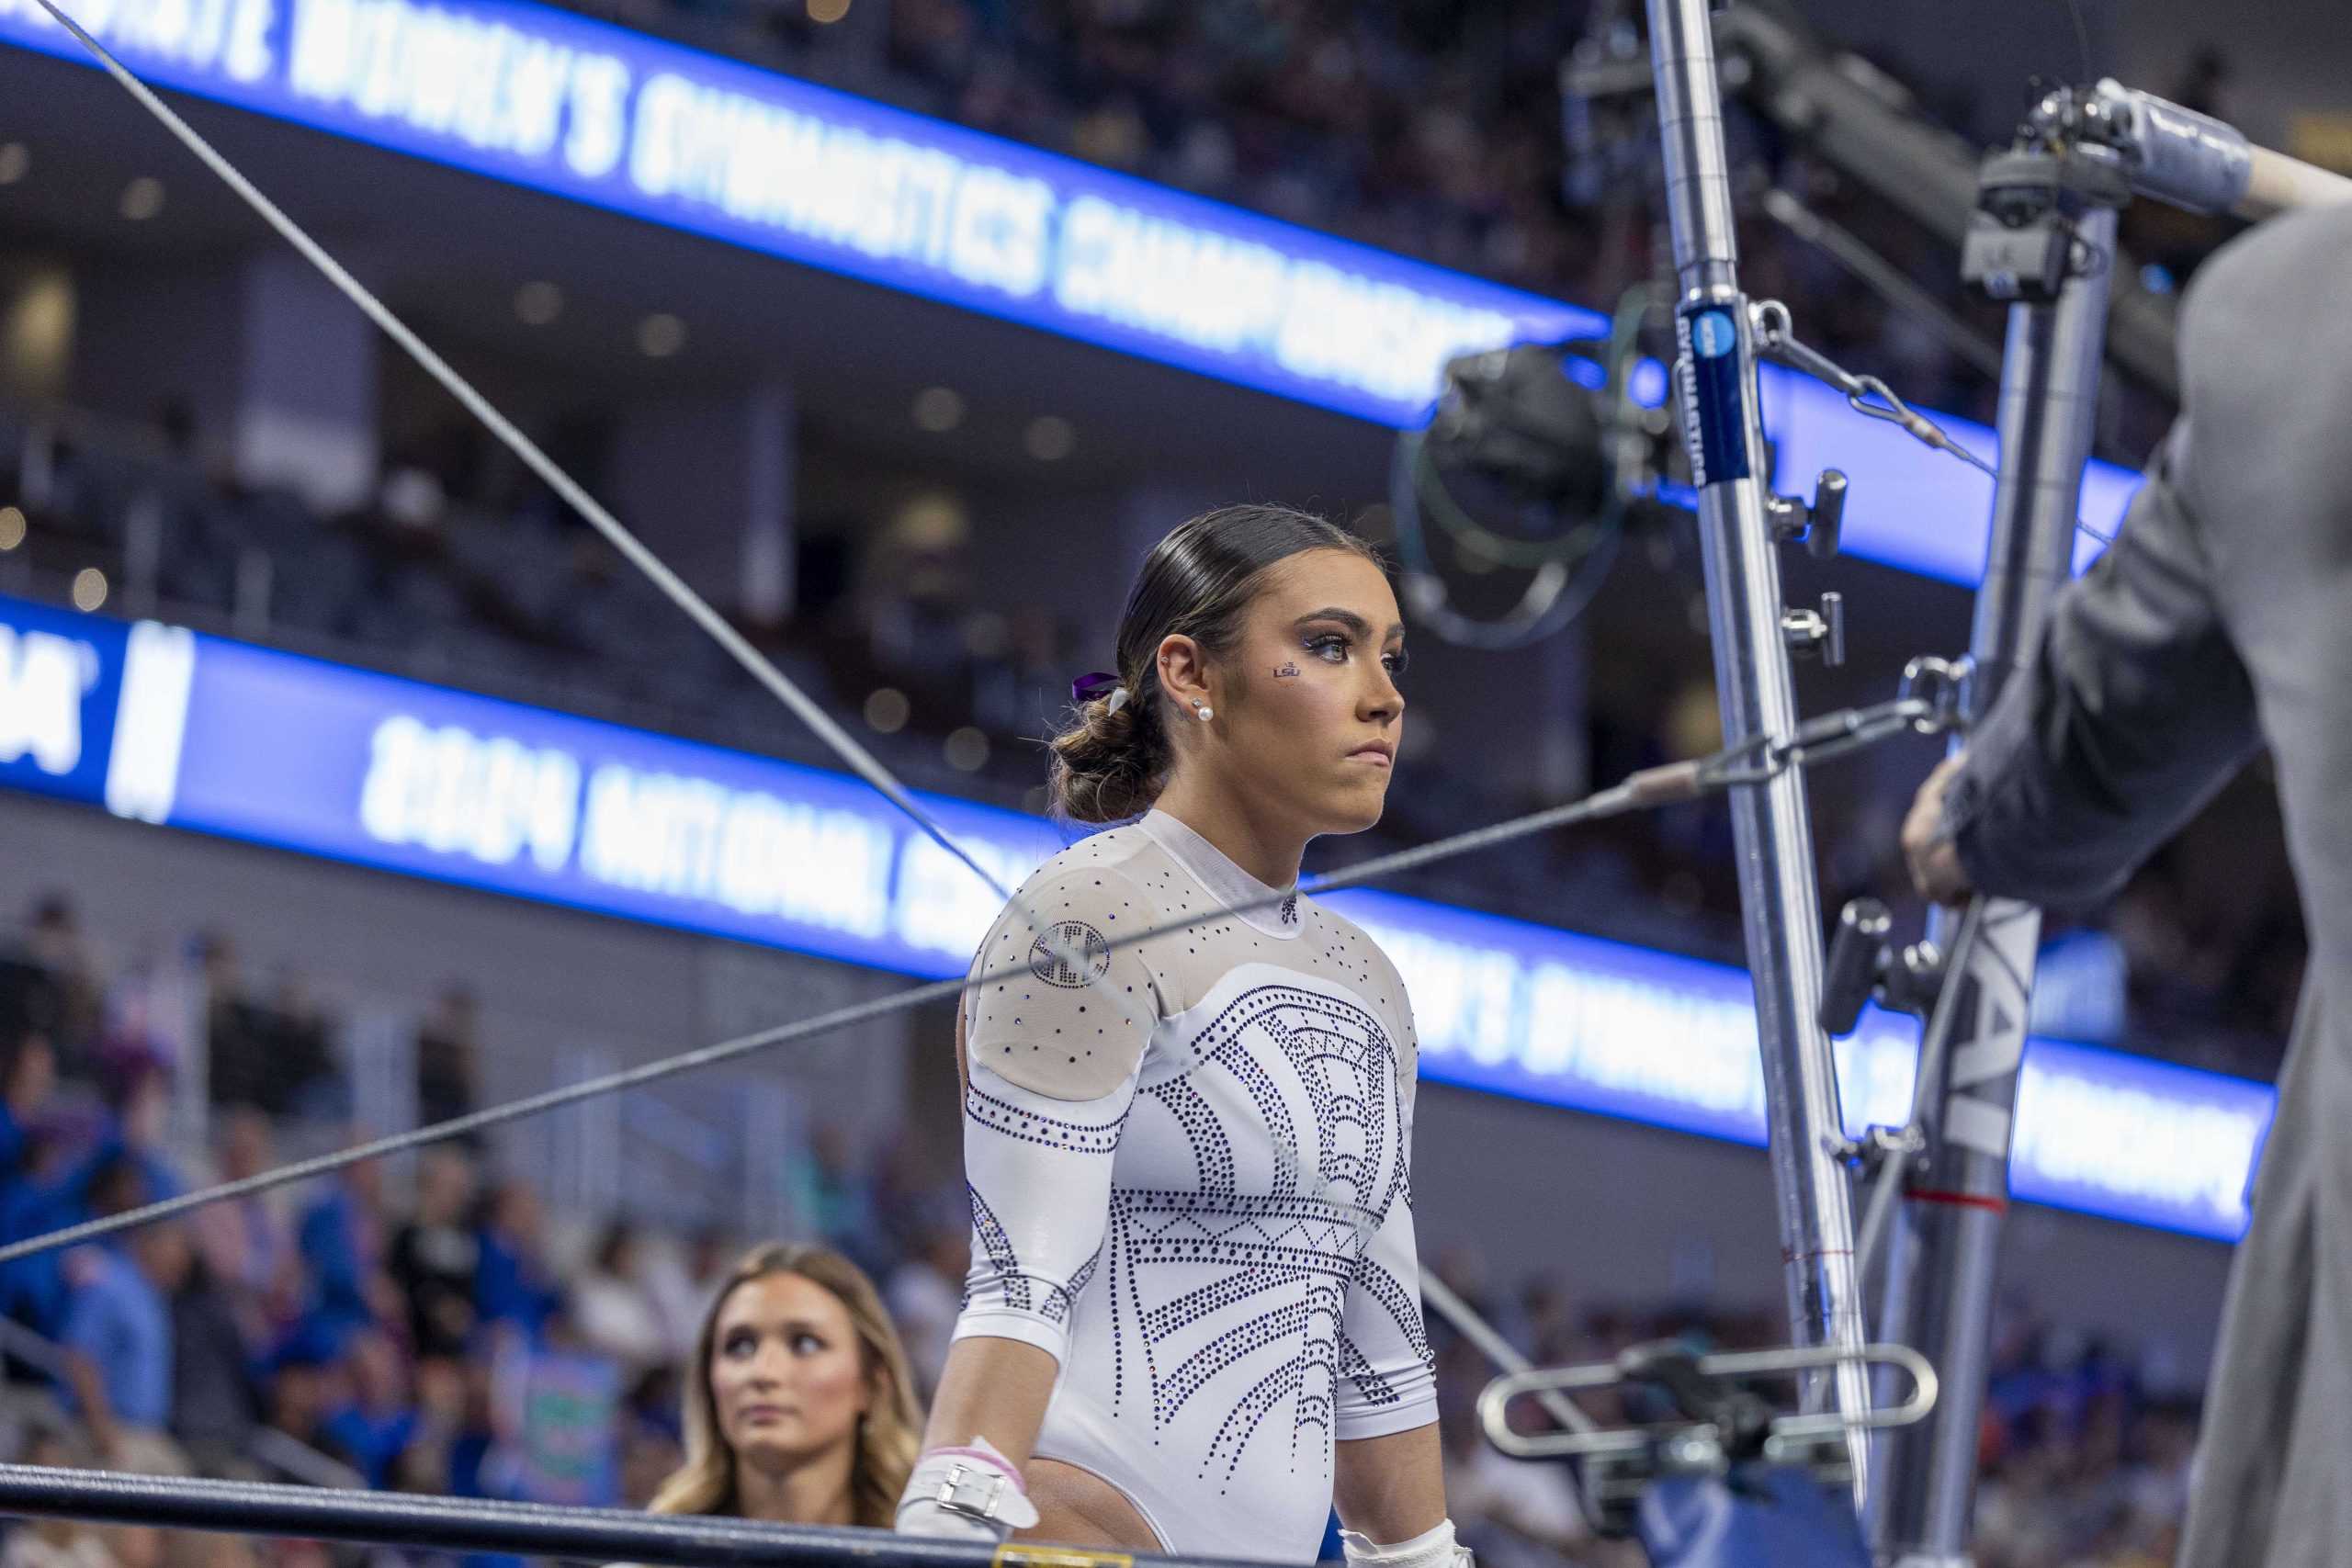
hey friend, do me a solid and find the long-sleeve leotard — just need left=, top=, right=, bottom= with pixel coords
left=953, top=810, right=1435, bottom=1562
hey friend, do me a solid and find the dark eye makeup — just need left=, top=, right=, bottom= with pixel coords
left=1301, top=629, right=1408, bottom=680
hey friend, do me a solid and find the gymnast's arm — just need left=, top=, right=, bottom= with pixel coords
left=915, top=995, right=1102, bottom=1467
left=917, top=1138, right=1059, bottom=1480
left=1332, top=965, right=1446, bottom=1549
left=1334, top=1424, right=1447, bottom=1542
left=900, top=866, right=1165, bottom=1536
left=1915, top=422, right=2262, bottom=908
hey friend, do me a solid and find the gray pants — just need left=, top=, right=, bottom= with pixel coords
left=2178, top=988, right=2352, bottom=1568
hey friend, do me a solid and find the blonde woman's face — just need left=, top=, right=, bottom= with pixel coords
left=709, top=1272, right=871, bottom=1479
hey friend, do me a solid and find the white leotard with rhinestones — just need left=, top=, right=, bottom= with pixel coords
left=953, top=809, right=1436, bottom=1563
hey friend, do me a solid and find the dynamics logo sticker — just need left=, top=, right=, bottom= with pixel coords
left=1676, top=302, right=1752, bottom=487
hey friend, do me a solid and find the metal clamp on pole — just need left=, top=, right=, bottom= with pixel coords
left=2066, top=79, right=2352, bottom=220
left=1476, top=1343, right=1938, bottom=1537
left=1818, top=898, right=1945, bottom=1037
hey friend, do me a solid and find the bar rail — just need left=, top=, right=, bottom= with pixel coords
left=0, top=1464, right=1251, bottom=1568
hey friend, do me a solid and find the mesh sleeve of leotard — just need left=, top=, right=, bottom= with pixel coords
left=952, top=863, right=1169, bottom=1364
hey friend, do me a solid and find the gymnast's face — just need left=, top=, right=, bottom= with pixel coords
left=1197, top=548, right=1408, bottom=838
left=709, top=1271, right=870, bottom=1485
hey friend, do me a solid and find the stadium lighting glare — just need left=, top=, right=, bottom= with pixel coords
left=911, top=387, right=966, bottom=433
left=1023, top=414, right=1076, bottom=461
left=514, top=281, right=564, bottom=326
left=118, top=176, right=164, bottom=220
left=636, top=312, right=686, bottom=357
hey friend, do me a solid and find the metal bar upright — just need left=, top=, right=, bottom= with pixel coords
left=1870, top=204, right=2120, bottom=1565
left=1642, top=0, right=1871, bottom=1489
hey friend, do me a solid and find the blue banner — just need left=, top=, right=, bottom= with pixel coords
left=0, top=0, right=1591, bottom=428
left=0, top=594, right=131, bottom=808
left=0, top=592, right=2269, bottom=1240
left=164, top=632, right=1066, bottom=977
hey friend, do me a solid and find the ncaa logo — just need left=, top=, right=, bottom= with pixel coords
left=1691, top=309, right=1736, bottom=359
left=1030, top=919, right=1111, bottom=987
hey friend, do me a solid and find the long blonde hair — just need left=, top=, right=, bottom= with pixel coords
left=650, top=1243, right=923, bottom=1527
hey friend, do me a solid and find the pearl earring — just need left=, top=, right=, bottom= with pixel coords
left=1194, top=702, right=1215, bottom=722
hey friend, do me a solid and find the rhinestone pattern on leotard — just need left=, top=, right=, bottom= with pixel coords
left=954, top=815, right=1432, bottom=1561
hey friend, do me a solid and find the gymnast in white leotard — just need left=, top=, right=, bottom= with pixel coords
left=896, top=506, right=1465, bottom=1568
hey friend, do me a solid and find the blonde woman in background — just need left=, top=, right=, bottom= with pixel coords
left=650, top=1244, right=922, bottom=1528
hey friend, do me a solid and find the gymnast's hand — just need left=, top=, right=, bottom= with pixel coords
left=1903, top=754, right=1973, bottom=907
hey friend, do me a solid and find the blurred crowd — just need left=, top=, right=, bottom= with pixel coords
left=0, top=889, right=2216, bottom=1568
left=541, top=0, right=2236, bottom=456
left=0, top=382, right=2308, bottom=1073
left=0, top=5, right=2290, bottom=1564
left=4, top=0, right=2296, bottom=1060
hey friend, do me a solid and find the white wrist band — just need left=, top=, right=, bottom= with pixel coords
left=1339, top=1519, right=1472, bottom=1568
left=895, top=1437, right=1041, bottom=1540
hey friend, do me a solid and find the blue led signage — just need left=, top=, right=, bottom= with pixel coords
left=1, top=0, right=2142, bottom=583
left=0, top=594, right=2265, bottom=1240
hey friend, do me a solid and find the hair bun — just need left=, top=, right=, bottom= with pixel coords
left=1045, top=503, right=1378, bottom=823
left=1047, top=678, right=1163, bottom=823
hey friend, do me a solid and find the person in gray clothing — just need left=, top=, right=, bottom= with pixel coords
left=1902, top=200, right=2352, bottom=1568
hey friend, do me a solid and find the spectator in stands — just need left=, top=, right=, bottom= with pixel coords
left=0, top=1018, right=54, bottom=1186
left=866, top=1145, right=937, bottom=1269
left=445, top=1355, right=508, bottom=1503
left=380, top=1350, right=468, bottom=1506
left=388, top=1146, right=479, bottom=1361
left=190, top=1109, right=296, bottom=1350
left=252, top=1321, right=348, bottom=1483
left=264, top=971, right=344, bottom=1122
left=86, top=1427, right=203, bottom=1568
left=881, top=1217, right=966, bottom=1405
left=571, top=1223, right=668, bottom=1380
left=472, top=1180, right=561, bottom=1343
left=619, top=1390, right=687, bottom=1511
left=0, top=1112, right=86, bottom=1337
left=647, top=1243, right=922, bottom=1529
left=298, top=1153, right=392, bottom=1335
left=1433, top=1338, right=1612, bottom=1568
left=193, top=934, right=264, bottom=1112
left=0, top=1015, right=59, bottom=1341
left=1, top=1424, right=113, bottom=1568
left=647, top=1224, right=733, bottom=1364
left=60, top=1161, right=191, bottom=1447
left=413, top=985, right=481, bottom=1131
left=198, top=938, right=341, bottom=1118
left=322, top=1325, right=417, bottom=1488
left=168, top=1246, right=264, bottom=1478
left=84, top=1044, right=182, bottom=1208
left=783, top=1124, right=876, bottom=1270
left=22, top=894, right=102, bottom=1073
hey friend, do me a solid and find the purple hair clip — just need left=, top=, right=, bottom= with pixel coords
left=1072, top=671, right=1131, bottom=713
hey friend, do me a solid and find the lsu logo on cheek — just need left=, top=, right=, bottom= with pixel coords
left=1272, top=662, right=1301, bottom=679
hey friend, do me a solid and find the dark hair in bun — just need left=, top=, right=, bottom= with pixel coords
left=1047, top=504, right=1379, bottom=823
